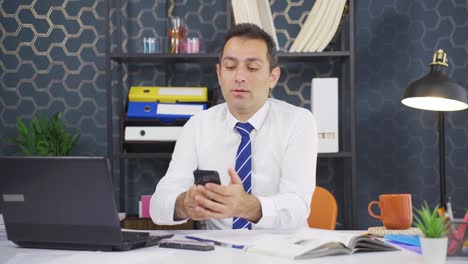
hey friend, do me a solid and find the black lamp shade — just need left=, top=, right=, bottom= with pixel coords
left=402, top=50, right=468, bottom=112
left=402, top=68, right=468, bottom=111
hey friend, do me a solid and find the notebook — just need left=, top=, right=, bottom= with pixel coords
left=0, top=156, right=173, bottom=251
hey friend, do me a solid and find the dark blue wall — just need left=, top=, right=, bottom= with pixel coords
left=0, top=0, right=107, bottom=156
left=1, top=0, right=466, bottom=228
left=355, top=0, right=468, bottom=228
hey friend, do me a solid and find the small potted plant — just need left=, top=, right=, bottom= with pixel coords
left=9, top=112, right=79, bottom=156
left=414, top=202, right=450, bottom=264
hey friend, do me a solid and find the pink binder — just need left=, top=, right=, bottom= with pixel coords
left=140, top=195, right=151, bottom=219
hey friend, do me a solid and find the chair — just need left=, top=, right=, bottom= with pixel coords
left=307, top=186, right=338, bottom=230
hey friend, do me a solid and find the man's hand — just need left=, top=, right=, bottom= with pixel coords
left=174, top=185, right=211, bottom=221
left=193, top=168, right=262, bottom=223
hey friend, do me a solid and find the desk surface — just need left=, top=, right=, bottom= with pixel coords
left=0, top=229, right=466, bottom=264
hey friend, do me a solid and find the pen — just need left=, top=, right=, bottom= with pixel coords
left=446, top=199, right=454, bottom=222
left=446, top=200, right=456, bottom=234
left=185, top=235, right=245, bottom=249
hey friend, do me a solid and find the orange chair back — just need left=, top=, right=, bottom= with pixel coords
left=307, top=186, right=338, bottom=230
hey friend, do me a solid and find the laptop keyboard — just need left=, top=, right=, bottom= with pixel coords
left=122, top=231, right=150, bottom=241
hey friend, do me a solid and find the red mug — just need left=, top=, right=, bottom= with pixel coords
left=368, top=194, right=412, bottom=230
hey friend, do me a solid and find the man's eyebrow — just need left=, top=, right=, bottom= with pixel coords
left=222, top=56, right=264, bottom=64
left=221, top=56, right=238, bottom=63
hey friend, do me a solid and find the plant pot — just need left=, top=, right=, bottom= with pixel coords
left=420, top=237, right=448, bottom=264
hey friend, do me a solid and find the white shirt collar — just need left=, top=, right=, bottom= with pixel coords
left=225, top=100, right=271, bottom=131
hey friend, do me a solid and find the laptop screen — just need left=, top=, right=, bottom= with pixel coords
left=0, top=156, right=122, bottom=245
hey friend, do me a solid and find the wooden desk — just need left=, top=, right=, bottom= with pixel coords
left=120, top=216, right=197, bottom=230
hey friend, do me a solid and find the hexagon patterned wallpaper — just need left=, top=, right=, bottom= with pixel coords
left=1, top=0, right=467, bottom=228
left=356, top=0, right=467, bottom=228
left=0, top=0, right=107, bottom=156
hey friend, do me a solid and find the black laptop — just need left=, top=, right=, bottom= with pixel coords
left=0, top=156, right=173, bottom=251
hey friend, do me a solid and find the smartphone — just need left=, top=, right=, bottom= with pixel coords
left=193, top=169, right=221, bottom=186
left=159, top=239, right=215, bottom=251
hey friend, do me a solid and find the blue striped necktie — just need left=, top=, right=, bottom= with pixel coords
left=233, top=122, right=254, bottom=230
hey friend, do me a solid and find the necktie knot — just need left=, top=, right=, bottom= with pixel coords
left=235, top=122, right=254, bottom=137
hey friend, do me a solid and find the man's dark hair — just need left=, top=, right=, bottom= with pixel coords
left=219, top=23, right=278, bottom=71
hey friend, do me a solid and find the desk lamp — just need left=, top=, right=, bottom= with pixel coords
left=401, top=49, right=468, bottom=209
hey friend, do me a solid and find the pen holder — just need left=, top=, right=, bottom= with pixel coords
left=447, top=218, right=468, bottom=258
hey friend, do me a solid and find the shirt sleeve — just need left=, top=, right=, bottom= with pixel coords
left=150, top=117, right=198, bottom=225
left=253, top=110, right=318, bottom=229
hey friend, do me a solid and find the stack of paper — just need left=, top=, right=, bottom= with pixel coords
left=290, top=0, right=348, bottom=52
left=231, top=0, right=279, bottom=50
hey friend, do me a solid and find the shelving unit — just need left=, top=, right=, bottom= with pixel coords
left=110, top=51, right=351, bottom=63
left=106, top=0, right=356, bottom=228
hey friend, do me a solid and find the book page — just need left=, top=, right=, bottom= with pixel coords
left=246, top=229, right=361, bottom=259
left=295, top=228, right=358, bottom=246
left=350, top=235, right=398, bottom=253
left=247, top=235, right=317, bottom=259
left=298, top=242, right=350, bottom=259
left=247, top=233, right=351, bottom=259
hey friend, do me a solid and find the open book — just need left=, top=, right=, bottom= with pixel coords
left=186, top=228, right=397, bottom=259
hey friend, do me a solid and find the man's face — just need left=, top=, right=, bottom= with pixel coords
left=216, top=37, right=280, bottom=119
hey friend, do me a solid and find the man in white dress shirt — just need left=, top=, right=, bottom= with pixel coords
left=150, top=23, right=318, bottom=229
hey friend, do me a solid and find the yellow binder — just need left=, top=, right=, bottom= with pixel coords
left=128, top=86, right=208, bottom=103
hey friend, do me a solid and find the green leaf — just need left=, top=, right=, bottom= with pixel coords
left=16, top=118, right=28, bottom=137
left=8, top=112, right=80, bottom=156
left=413, top=201, right=449, bottom=238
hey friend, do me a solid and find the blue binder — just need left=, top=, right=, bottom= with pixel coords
left=127, top=102, right=206, bottom=122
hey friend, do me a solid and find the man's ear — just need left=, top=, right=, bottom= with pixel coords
left=216, top=63, right=221, bottom=84
left=269, top=66, right=281, bottom=88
